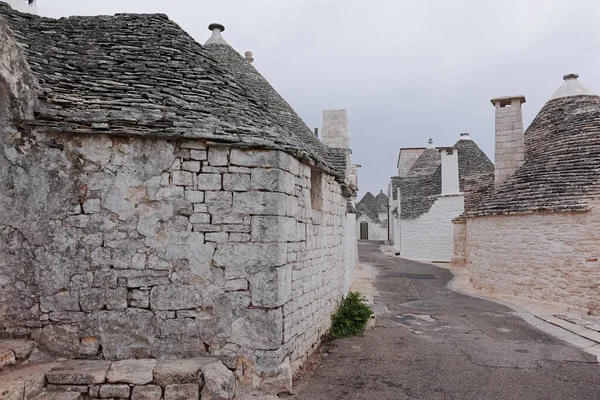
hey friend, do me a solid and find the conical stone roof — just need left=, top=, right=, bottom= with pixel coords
left=375, top=191, right=389, bottom=213
left=356, top=192, right=380, bottom=222
left=453, top=136, right=494, bottom=191
left=202, top=24, right=344, bottom=179
left=0, top=6, right=345, bottom=179
left=471, top=75, right=600, bottom=216
left=398, top=135, right=492, bottom=219
left=408, top=148, right=441, bottom=176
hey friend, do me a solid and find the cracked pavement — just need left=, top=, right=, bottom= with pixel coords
left=291, top=241, right=600, bottom=400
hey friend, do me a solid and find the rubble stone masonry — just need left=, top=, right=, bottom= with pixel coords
left=0, top=130, right=352, bottom=388
left=466, top=203, right=600, bottom=312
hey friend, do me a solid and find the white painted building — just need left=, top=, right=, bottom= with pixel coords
left=4, top=0, right=37, bottom=14
left=356, top=191, right=388, bottom=241
left=389, top=135, right=493, bottom=262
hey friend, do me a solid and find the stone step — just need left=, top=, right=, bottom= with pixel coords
left=30, top=391, right=82, bottom=400
left=41, top=357, right=236, bottom=399
left=0, top=363, right=58, bottom=400
left=0, top=357, right=235, bottom=400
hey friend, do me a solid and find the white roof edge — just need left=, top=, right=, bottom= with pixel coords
left=549, top=74, right=596, bottom=101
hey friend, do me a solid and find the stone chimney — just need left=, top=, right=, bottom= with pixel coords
left=490, top=95, right=526, bottom=188
left=205, top=23, right=228, bottom=46
left=321, top=109, right=349, bottom=148
left=441, top=148, right=460, bottom=195
left=245, top=51, right=254, bottom=64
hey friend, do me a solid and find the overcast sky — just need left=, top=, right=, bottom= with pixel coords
left=38, top=0, right=600, bottom=198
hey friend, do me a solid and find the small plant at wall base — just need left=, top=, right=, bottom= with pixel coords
left=330, top=292, right=374, bottom=338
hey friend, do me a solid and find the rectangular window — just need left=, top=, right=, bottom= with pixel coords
left=310, top=168, right=323, bottom=211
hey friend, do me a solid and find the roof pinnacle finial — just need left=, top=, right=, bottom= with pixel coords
left=549, top=73, right=595, bottom=100
left=208, top=23, right=225, bottom=32
left=563, top=73, right=579, bottom=81
left=204, top=23, right=229, bottom=46
left=427, top=138, right=435, bottom=149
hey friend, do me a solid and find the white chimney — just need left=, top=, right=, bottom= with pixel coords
left=204, top=23, right=228, bottom=46
left=441, top=148, right=460, bottom=195
left=321, top=109, right=350, bottom=149
left=490, top=95, right=526, bottom=188
left=245, top=51, right=254, bottom=64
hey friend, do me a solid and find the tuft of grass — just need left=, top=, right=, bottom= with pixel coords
left=330, top=291, right=374, bottom=338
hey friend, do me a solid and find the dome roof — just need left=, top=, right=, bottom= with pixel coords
left=203, top=24, right=345, bottom=179
left=0, top=7, right=345, bottom=180
left=471, top=75, right=600, bottom=216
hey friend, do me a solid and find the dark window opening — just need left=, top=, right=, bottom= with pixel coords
left=310, top=168, right=323, bottom=211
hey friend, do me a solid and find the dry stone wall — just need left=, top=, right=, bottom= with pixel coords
left=0, top=128, right=352, bottom=388
left=451, top=219, right=466, bottom=266
left=466, top=203, right=600, bottom=312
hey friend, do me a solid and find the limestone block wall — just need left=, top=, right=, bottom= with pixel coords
left=493, top=97, right=525, bottom=188
left=400, top=195, right=464, bottom=261
left=451, top=219, right=467, bottom=266
left=466, top=204, right=600, bottom=312
left=0, top=129, right=352, bottom=388
left=321, top=109, right=349, bottom=149
left=397, top=148, right=425, bottom=177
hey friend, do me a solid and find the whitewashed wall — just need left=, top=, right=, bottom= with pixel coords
left=400, top=195, right=464, bottom=261
left=392, top=215, right=401, bottom=252
left=466, top=203, right=600, bottom=312
left=343, top=213, right=358, bottom=294
left=356, top=215, right=387, bottom=241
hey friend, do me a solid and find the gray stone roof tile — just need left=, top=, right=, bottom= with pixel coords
left=396, top=138, right=492, bottom=219
left=470, top=94, right=600, bottom=216
left=356, top=192, right=380, bottom=222
left=0, top=5, right=345, bottom=179
left=454, top=138, right=494, bottom=191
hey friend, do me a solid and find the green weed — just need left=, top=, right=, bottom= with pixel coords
left=330, top=291, right=374, bottom=338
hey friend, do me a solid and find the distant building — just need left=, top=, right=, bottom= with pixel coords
left=356, top=191, right=388, bottom=240
left=454, top=74, right=600, bottom=314
left=4, top=0, right=37, bottom=14
left=389, top=135, right=493, bottom=261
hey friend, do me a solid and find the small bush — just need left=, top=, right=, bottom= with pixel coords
left=330, top=291, right=374, bottom=338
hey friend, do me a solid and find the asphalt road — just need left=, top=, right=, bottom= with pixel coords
left=292, top=241, right=600, bottom=400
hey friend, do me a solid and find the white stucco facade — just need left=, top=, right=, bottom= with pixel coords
left=5, top=0, right=37, bottom=14
left=400, top=195, right=464, bottom=262
left=344, top=213, right=358, bottom=293
left=356, top=214, right=387, bottom=241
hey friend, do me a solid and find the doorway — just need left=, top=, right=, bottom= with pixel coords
left=360, top=222, right=369, bottom=240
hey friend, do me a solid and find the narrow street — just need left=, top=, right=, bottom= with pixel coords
left=292, top=241, right=600, bottom=400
